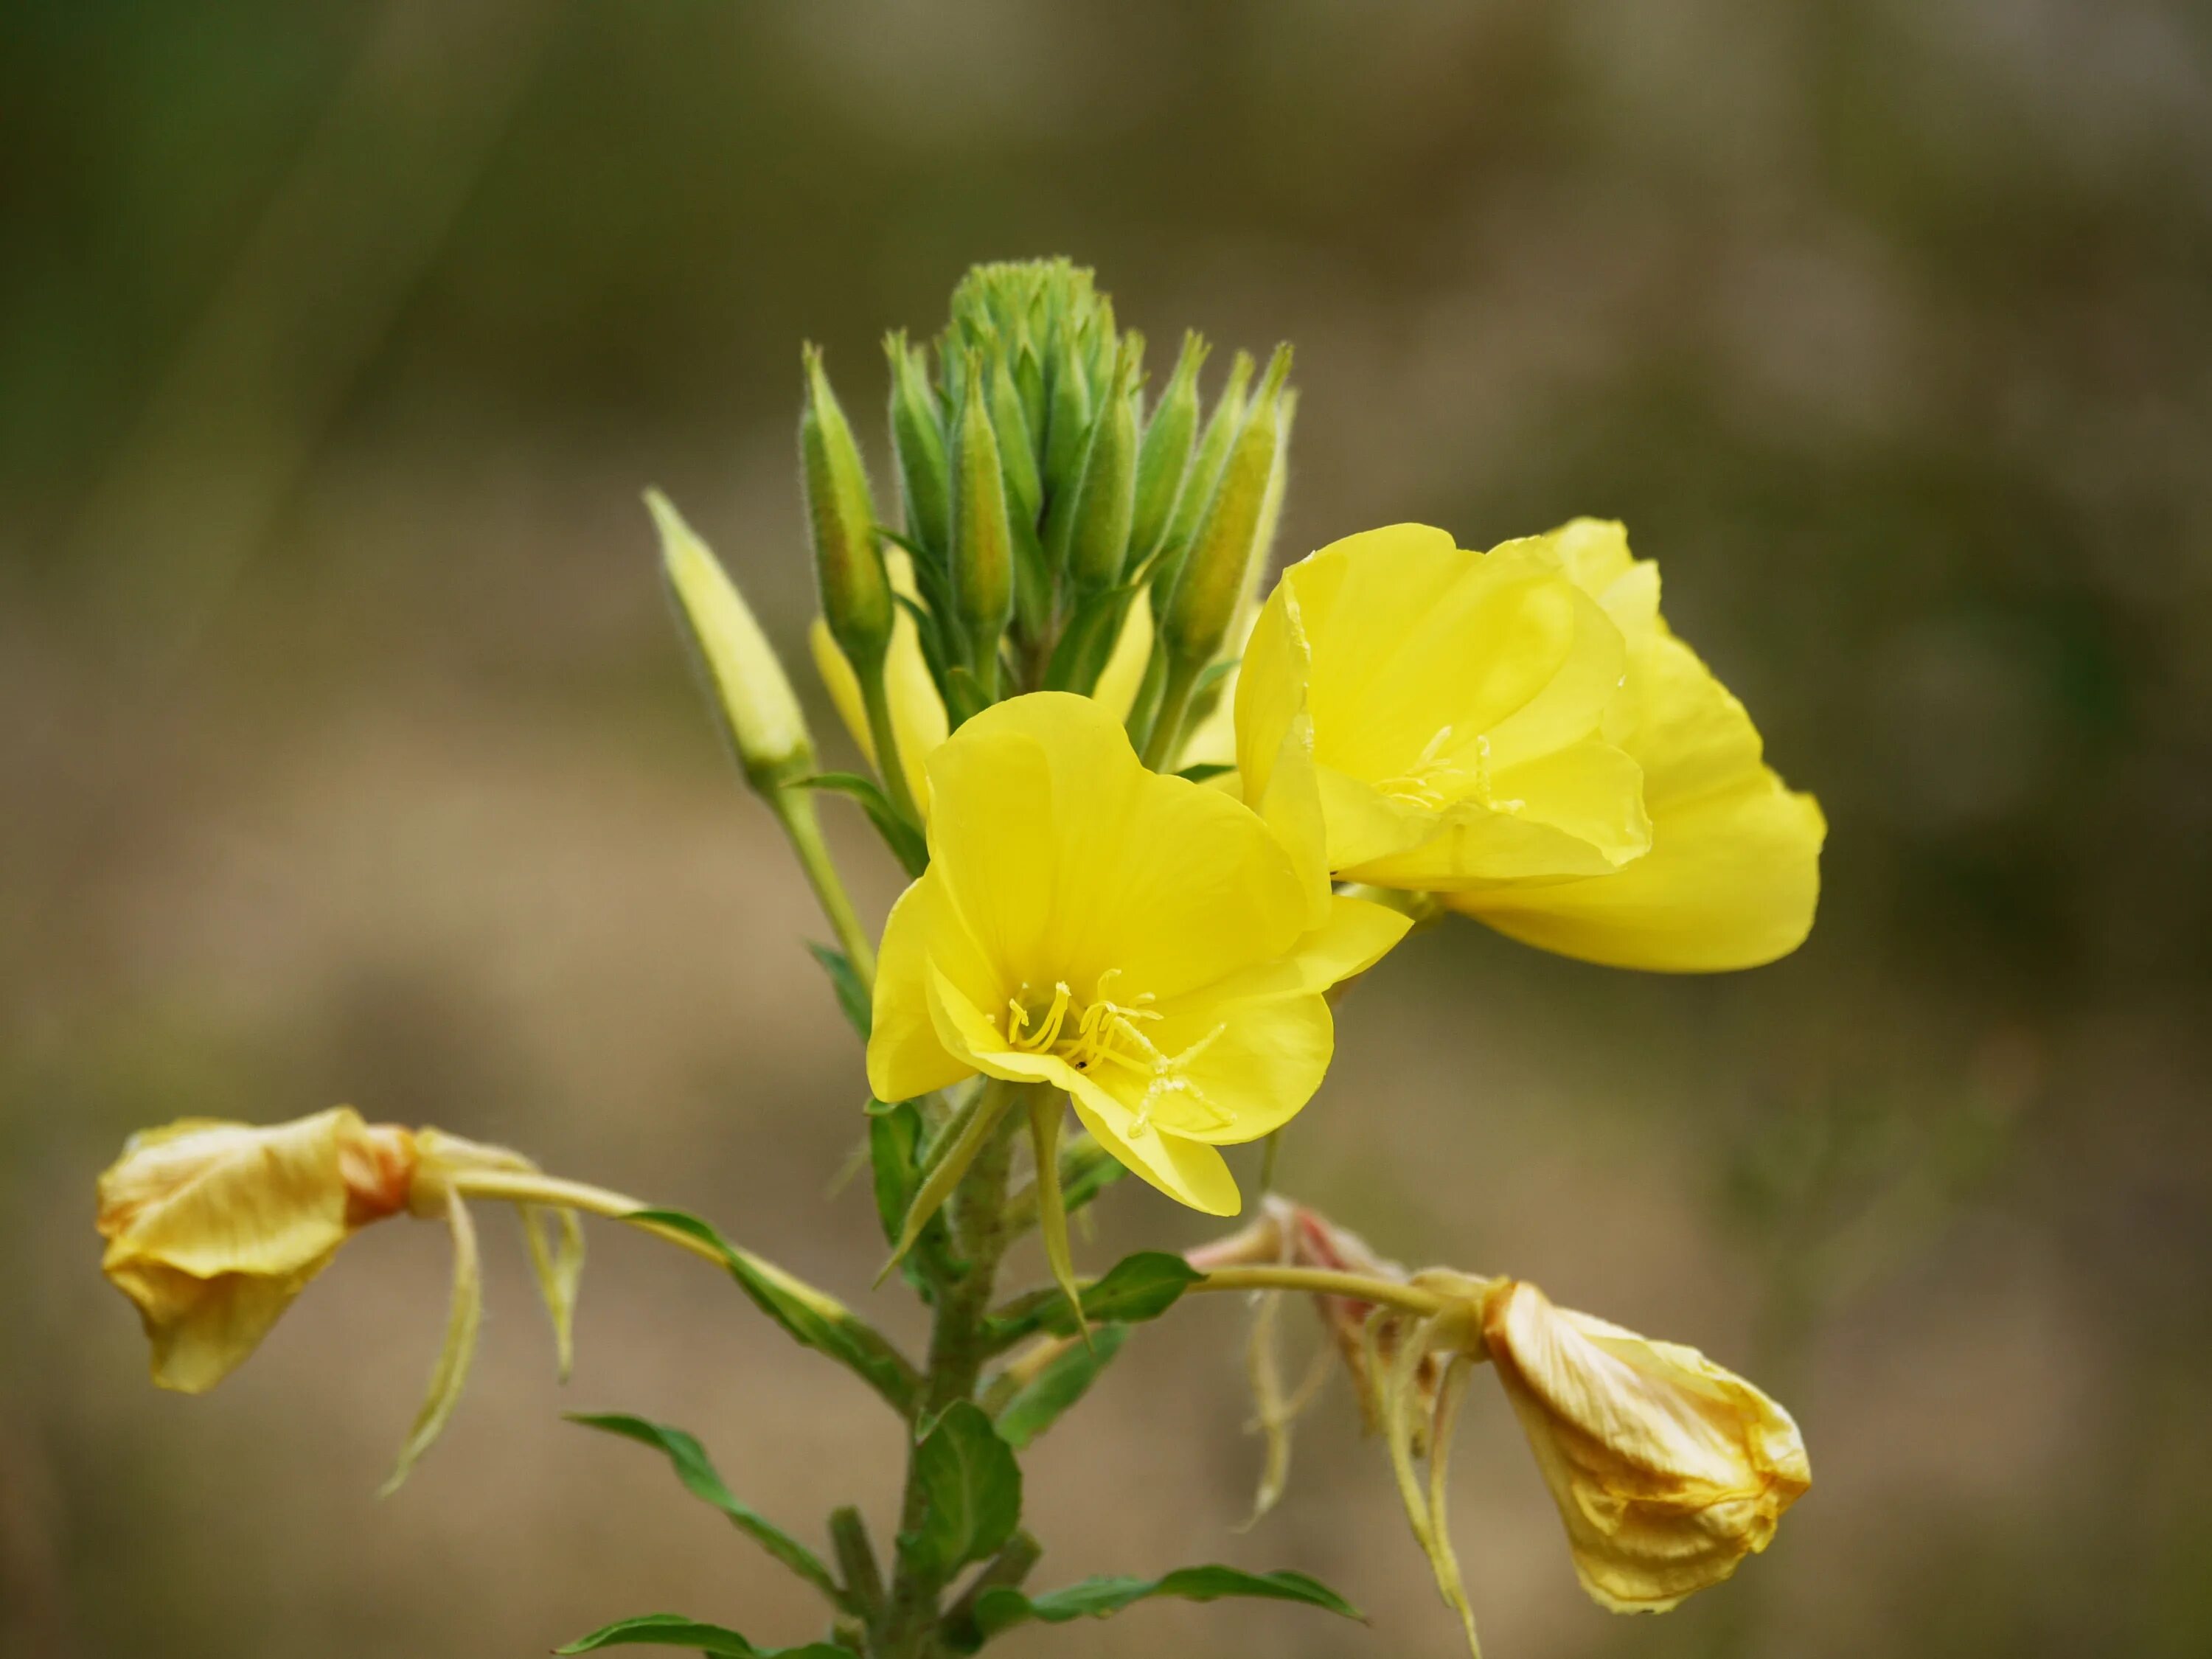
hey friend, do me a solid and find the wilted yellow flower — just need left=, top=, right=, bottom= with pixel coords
left=96, top=1108, right=418, bottom=1394
left=1237, top=523, right=1652, bottom=890
left=1481, top=1278, right=1811, bottom=1613
left=867, top=692, right=1408, bottom=1214
left=97, top=1110, right=585, bottom=1492
left=1443, top=520, right=1825, bottom=970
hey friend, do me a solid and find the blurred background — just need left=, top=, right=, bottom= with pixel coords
left=4, top=1, right=2209, bottom=1655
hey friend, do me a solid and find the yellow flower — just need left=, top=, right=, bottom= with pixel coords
left=866, top=692, right=1408, bottom=1214
left=95, top=1108, right=418, bottom=1394
left=1236, top=523, right=1652, bottom=890
left=1444, top=521, right=1825, bottom=969
left=1481, top=1278, right=1810, bottom=1613
left=1236, top=521, right=1824, bottom=970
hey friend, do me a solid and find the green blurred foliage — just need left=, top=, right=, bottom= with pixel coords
left=3, top=2, right=2208, bottom=1657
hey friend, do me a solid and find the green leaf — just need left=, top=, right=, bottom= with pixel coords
left=948, top=1566, right=1361, bottom=1651
left=987, top=1251, right=1201, bottom=1346
left=566, top=1415, right=845, bottom=1609
left=867, top=1101, right=949, bottom=1293
left=793, top=772, right=928, bottom=877
left=805, top=942, right=872, bottom=1039
left=904, top=1401, right=1022, bottom=1579
left=1175, top=762, right=1235, bottom=784
left=629, top=1208, right=919, bottom=1415
left=994, top=1323, right=1130, bottom=1450
left=556, top=1613, right=848, bottom=1656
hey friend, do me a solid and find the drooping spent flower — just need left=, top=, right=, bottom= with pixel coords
left=866, top=692, right=1408, bottom=1215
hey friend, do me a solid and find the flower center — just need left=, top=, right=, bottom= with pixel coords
left=1374, top=727, right=1522, bottom=813
left=1000, top=969, right=1231, bottom=1133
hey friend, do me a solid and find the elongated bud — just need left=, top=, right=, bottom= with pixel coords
left=1040, top=342, right=1093, bottom=552
left=1153, top=349, right=1254, bottom=598
left=1064, top=336, right=1143, bottom=595
left=801, top=345, right=891, bottom=669
left=989, top=352, right=1043, bottom=526
left=1162, top=344, right=1292, bottom=665
left=885, top=332, right=951, bottom=565
left=1130, top=331, right=1208, bottom=568
left=950, top=349, right=1015, bottom=692
left=1013, top=333, right=1048, bottom=466
left=649, top=490, right=815, bottom=793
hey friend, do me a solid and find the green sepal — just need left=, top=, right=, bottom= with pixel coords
left=942, top=1565, right=1361, bottom=1653
left=993, top=1323, right=1129, bottom=1450
left=805, top=942, right=872, bottom=1039
left=985, top=1251, right=1200, bottom=1346
left=557, top=1613, right=847, bottom=1656
left=378, top=1190, right=482, bottom=1496
left=879, top=1082, right=1018, bottom=1284
left=630, top=1208, right=919, bottom=1416
left=868, top=1099, right=951, bottom=1293
left=1040, top=583, right=1138, bottom=696
left=791, top=773, right=929, bottom=877
left=1176, top=762, right=1235, bottom=785
left=566, top=1414, right=848, bottom=1610
left=900, top=1400, right=1023, bottom=1580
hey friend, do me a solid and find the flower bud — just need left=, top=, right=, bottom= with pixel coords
left=1129, top=331, right=1208, bottom=568
left=885, top=331, right=951, bottom=565
left=1063, top=335, right=1142, bottom=596
left=650, top=490, right=816, bottom=793
left=96, top=1109, right=417, bottom=1394
left=800, top=345, right=892, bottom=670
left=988, top=352, right=1043, bottom=526
left=1161, top=344, right=1292, bottom=667
left=949, top=349, right=1015, bottom=690
left=1481, top=1279, right=1811, bottom=1612
left=1152, top=349, right=1253, bottom=602
left=1040, top=337, right=1093, bottom=551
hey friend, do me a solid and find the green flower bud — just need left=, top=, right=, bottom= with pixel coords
left=1129, top=331, right=1209, bottom=568
left=950, top=349, right=1015, bottom=695
left=1040, top=345, right=1093, bottom=552
left=884, top=331, right=950, bottom=566
left=1062, top=336, right=1142, bottom=596
left=989, top=353, right=1043, bottom=527
left=648, top=490, right=814, bottom=793
left=801, top=345, right=891, bottom=670
left=1161, top=344, right=1293, bottom=667
left=1152, top=349, right=1255, bottom=600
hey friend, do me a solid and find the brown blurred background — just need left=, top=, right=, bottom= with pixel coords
left=4, top=2, right=2209, bottom=1655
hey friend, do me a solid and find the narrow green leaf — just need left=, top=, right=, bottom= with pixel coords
left=880, top=1082, right=1018, bottom=1284
left=567, top=1414, right=845, bottom=1608
left=379, top=1191, right=482, bottom=1496
left=904, top=1401, right=1022, bottom=1579
left=994, top=1324, right=1130, bottom=1450
left=868, top=1101, right=950, bottom=1293
left=954, top=1565, right=1361, bottom=1649
left=1175, top=762, right=1235, bottom=785
left=556, top=1612, right=847, bottom=1656
left=805, top=942, right=872, bottom=1039
left=987, top=1251, right=1201, bottom=1346
left=629, top=1208, right=919, bottom=1415
left=793, top=772, right=929, bottom=877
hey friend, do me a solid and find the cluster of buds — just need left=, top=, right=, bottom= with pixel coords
left=804, top=258, right=1295, bottom=797
left=1192, top=1199, right=1810, bottom=1649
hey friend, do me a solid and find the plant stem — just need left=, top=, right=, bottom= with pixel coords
left=876, top=1079, right=1032, bottom=1658
left=1138, top=653, right=1200, bottom=771
left=771, top=785, right=878, bottom=984
left=1188, top=1265, right=1455, bottom=1315
left=859, top=664, right=924, bottom=827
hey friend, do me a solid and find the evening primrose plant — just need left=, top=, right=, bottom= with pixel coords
left=96, top=259, right=1823, bottom=1658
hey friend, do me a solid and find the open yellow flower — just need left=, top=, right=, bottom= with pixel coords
left=1481, top=1278, right=1810, bottom=1613
left=1237, top=521, right=1823, bottom=970
left=97, top=1109, right=418, bottom=1394
left=1444, top=521, right=1825, bottom=970
left=866, top=692, right=1408, bottom=1214
left=1237, top=524, right=1652, bottom=891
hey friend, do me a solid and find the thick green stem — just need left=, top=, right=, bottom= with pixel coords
left=877, top=1081, right=1032, bottom=1658
left=771, top=785, right=877, bottom=984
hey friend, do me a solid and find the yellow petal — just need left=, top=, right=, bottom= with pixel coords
left=867, top=872, right=995, bottom=1103
left=1483, top=1280, right=1810, bottom=1613
left=1091, top=585, right=1155, bottom=724
left=924, top=692, right=1307, bottom=1002
left=1455, top=617, right=1824, bottom=970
